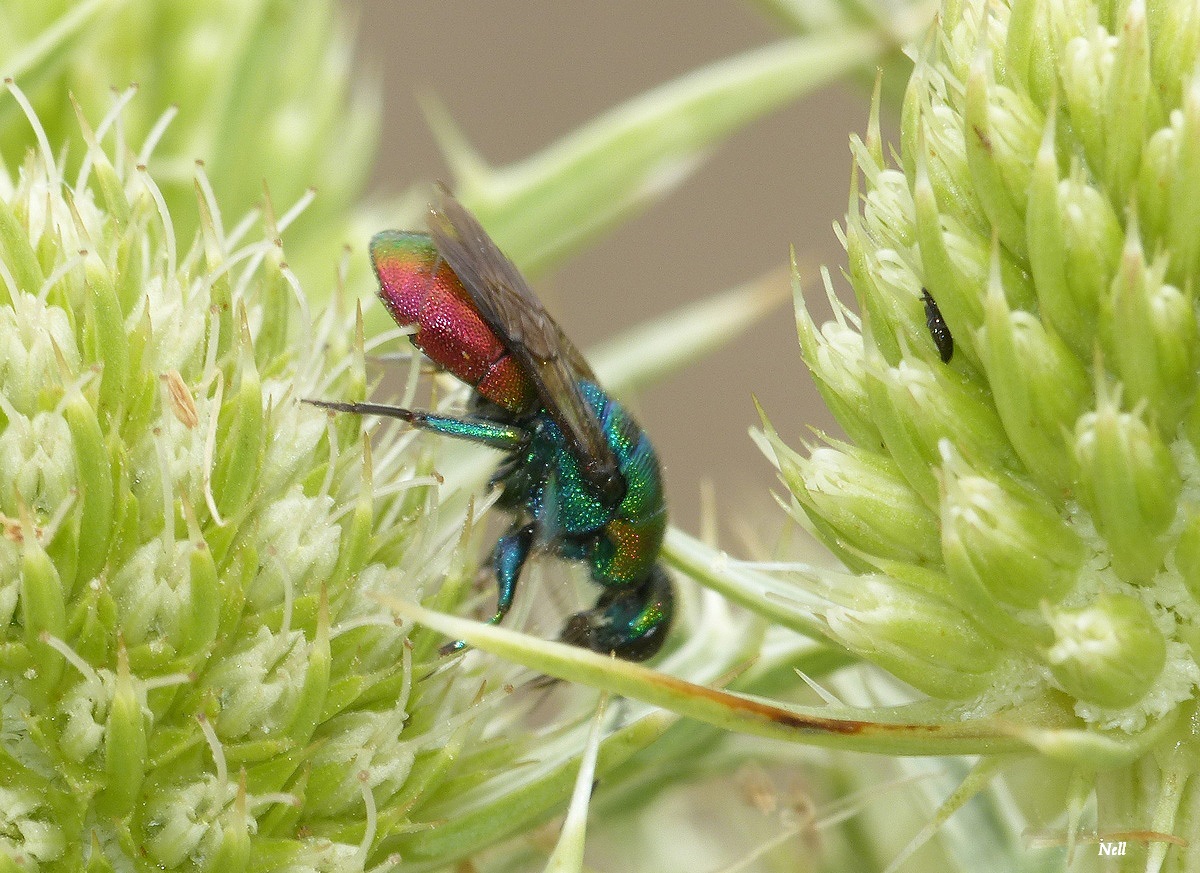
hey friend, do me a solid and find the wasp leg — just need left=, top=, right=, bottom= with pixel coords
left=440, top=522, right=537, bottom=656
left=559, top=564, right=674, bottom=661
left=489, top=522, right=536, bottom=624
left=304, top=398, right=528, bottom=450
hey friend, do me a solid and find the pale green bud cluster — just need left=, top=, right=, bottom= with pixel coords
left=1, top=0, right=378, bottom=290
left=777, top=0, right=1200, bottom=732
left=0, top=92, right=497, bottom=872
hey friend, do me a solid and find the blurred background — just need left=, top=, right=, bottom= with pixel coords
left=348, top=1, right=872, bottom=538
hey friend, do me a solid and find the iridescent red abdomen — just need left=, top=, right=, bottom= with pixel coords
left=369, top=231, right=535, bottom=411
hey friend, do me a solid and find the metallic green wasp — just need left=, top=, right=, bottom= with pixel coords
left=309, top=188, right=672, bottom=659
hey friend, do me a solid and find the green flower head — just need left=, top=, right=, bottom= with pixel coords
left=785, top=0, right=1200, bottom=724
left=0, top=83, right=570, bottom=872
left=763, top=0, right=1200, bottom=862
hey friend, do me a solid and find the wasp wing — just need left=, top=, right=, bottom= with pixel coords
left=427, top=186, right=625, bottom=505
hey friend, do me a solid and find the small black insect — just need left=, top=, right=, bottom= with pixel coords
left=921, top=288, right=953, bottom=363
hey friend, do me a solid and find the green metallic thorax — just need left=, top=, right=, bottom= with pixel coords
left=411, top=377, right=672, bottom=660
left=493, top=380, right=666, bottom=588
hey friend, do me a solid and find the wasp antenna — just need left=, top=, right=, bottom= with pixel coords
left=303, top=398, right=417, bottom=422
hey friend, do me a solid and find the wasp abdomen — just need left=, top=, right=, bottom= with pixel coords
left=371, top=231, right=536, bottom=411
left=579, top=382, right=666, bottom=586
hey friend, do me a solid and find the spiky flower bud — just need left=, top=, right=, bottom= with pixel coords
left=940, top=446, right=1084, bottom=608
left=822, top=568, right=1002, bottom=699
left=1045, top=593, right=1167, bottom=710
left=1072, top=386, right=1180, bottom=582
left=766, top=0, right=1200, bottom=859
left=771, top=432, right=940, bottom=567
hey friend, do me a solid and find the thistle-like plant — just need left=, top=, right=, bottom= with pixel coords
left=0, top=79, right=481, bottom=870
left=0, top=80, right=770, bottom=873
left=0, top=3, right=920, bottom=869
left=761, top=0, right=1200, bottom=867
left=395, top=0, right=1200, bottom=870
left=7, top=0, right=1053, bottom=869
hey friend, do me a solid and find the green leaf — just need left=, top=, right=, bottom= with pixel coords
left=378, top=591, right=1081, bottom=758
left=590, top=268, right=787, bottom=392
left=441, top=33, right=887, bottom=274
